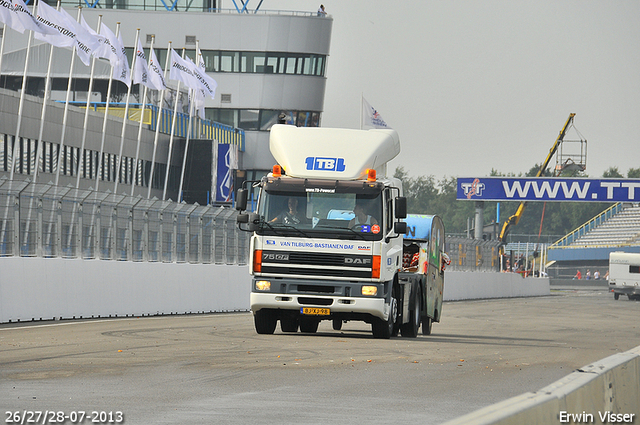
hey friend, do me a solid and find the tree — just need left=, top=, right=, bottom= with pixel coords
left=603, top=166, right=623, bottom=178
left=628, top=168, right=640, bottom=178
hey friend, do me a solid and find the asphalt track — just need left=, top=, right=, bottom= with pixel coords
left=1, top=287, right=639, bottom=424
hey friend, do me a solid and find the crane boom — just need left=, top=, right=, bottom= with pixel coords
left=498, top=113, right=576, bottom=243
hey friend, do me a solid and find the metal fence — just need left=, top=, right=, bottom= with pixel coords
left=0, top=178, right=249, bottom=265
left=445, top=237, right=502, bottom=272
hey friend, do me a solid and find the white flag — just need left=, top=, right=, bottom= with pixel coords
left=60, top=9, right=101, bottom=66
left=112, top=30, right=130, bottom=87
left=132, top=38, right=149, bottom=86
left=146, top=46, right=166, bottom=91
left=192, top=48, right=206, bottom=118
left=80, top=15, right=106, bottom=57
left=0, top=0, right=16, bottom=29
left=35, top=1, right=76, bottom=49
left=362, top=97, right=390, bottom=129
left=169, top=48, right=198, bottom=89
left=4, top=0, right=57, bottom=35
left=190, top=56, right=217, bottom=100
left=94, top=21, right=119, bottom=65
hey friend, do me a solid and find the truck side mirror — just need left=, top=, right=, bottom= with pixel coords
left=237, top=213, right=249, bottom=224
left=236, top=189, right=248, bottom=211
left=395, top=197, right=407, bottom=219
left=394, top=221, right=407, bottom=235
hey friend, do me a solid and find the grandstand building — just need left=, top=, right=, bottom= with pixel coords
left=0, top=1, right=332, bottom=203
left=546, top=203, right=640, bottom=279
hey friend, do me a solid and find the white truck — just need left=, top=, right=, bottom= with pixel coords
left=609, top=252, right=640, bottom=301
left=236, top=125, right=446, bottom=338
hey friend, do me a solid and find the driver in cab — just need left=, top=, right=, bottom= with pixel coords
left=270, top=197, right=305, bottom=225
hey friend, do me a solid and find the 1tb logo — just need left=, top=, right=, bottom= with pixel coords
left=305, top=157, right=346, bottom=172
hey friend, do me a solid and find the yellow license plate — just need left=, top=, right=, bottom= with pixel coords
left=300, top=307, right=330, bottom=316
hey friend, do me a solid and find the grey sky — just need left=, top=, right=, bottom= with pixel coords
left=266, top=0, right=640, bottom=180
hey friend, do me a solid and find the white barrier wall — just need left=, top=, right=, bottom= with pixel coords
left=444, top=271, right=550, bottom=301
left=0, top=257, right=250, bottom=323
left=443, top=345, right=640, bottom=425
left=0, top=259, right=548, bottom=323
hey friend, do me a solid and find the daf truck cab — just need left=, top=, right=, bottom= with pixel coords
left=236, top=125, right=445, bottom=338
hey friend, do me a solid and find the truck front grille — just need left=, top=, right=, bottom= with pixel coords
left=261, top=250, right=373, bottom=279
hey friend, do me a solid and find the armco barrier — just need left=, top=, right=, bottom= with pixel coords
left=442, top=345, right=640, bottom=425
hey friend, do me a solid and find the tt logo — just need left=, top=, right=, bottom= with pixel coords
left=461, top=178, right=485, bottom=199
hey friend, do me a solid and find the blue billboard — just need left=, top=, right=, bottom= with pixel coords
left=457, top=177, right=640, bottom=202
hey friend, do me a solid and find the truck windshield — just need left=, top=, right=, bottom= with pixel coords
left=257, top=185, right=384, bottom=241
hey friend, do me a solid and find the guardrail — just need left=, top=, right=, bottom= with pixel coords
left=0, top=179, right=249, bottom=265
left=443, top=345, right=640, bottom=425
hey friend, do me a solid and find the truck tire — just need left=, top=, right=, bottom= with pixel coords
left=254, top=310, right=277, bottom=334
left=299, top=317, right=319, bottom=333
left=422, top=316, right=433, bottom=335
left=401, top=283, right=421, bottom=338
left=280, top=317, right=299, bottom=333
left=372, top=296, right=397, bottom=339
left=614, top=293, right=619, bottom=300
left=332, top=319, right=343, bottom=331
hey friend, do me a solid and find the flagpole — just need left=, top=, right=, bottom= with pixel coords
left=360, top=92, right=363, bottom=130
left=132, top=35, right=154, bottom=197
left=147, top=41, right=171, bottom=199
left=177, top=41, right=199, bottom=203
left=162, top=47, right=185, bottom=201
left=113, top=28, right=139, bottom=196
left=0, top=24, right=6, bottom=88
left=55, top=8, right=87, bottom=187
left=9, top=5, right=37, bottom=181
left=93, top=22, right=118, bottom=192
left=33, top=0, right=62, bottom=183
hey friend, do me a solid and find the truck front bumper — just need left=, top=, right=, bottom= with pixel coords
left=250, top=292, right=389, bottom=321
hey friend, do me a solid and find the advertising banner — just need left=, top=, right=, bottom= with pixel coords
left=457, top=177, right=640, bottom=203
left=214, top=143, right=237, bottom=203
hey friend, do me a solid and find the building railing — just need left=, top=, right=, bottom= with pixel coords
left=54, top=0, right=323, bottom=16
left=549, top=203, right=623, bottom=249
left=65, top=101, right=245, bottom=151
left=0, top=179, right=249, bottom=264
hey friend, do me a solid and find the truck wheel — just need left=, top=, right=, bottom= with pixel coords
left=401, top=283, right=421, bottom=338
left=280, top=317, right=299, bottom=333
left=372, top=297, right=397, bottom=339
left=299, top=317, right=319, bottom=333
left=254, top=310, right=277, bottom=334
left=614, top=293, right=619, bottom=300
left=422, top=316, right=433, bottom=336
left=332, top=319, right=343, bottom=331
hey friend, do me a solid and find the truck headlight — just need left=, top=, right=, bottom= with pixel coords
left=255, top=280, right=271, bottom=291
left=361, top=285, right=378, bottom=296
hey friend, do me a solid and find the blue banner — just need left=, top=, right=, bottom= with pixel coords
left=457, top=177, right=640, bottom=202
left=216, top=144, right=233, bottom=203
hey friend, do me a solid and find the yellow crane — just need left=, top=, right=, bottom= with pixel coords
left=498, top=113, right=577, bottom=244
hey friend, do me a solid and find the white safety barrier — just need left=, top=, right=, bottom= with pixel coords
left=0, top=257, right=250, bottom=323
left=0, top=260, right=548, bottom=323
left=443, top=345, right=640, bottom=425
left=444, top=271, right=549, bottom=301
